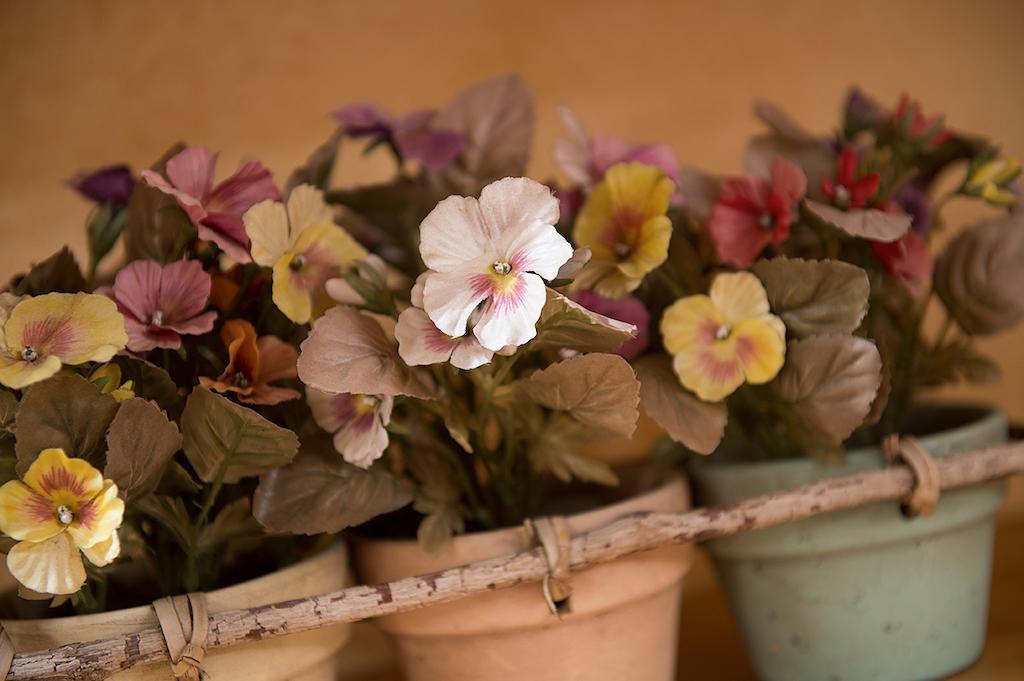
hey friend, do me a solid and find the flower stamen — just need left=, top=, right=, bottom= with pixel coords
left=289, top=255, right=306, bottom=272
left=715, top=324, right=731, bottom=341
left=21, top=346, right=38, bottom=362
left=56, top=504, right=74, bottom=525
left=491, top=260, right=512, bottom=276
left=150, top=310, right=164, bottom=326
left=757, top=213, right=774, bottom=230
left=233, top=371, right=250, bottom=388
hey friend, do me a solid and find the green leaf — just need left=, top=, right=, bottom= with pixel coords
left=285, top=127, right=343, bottom=193
left=87, top=204, right=128, bottom=274
left=0, top=390, right=18, bottom=437
left=529, top=419, right=619, bottom=486
left=136, top=494, right=194, bottom=553
left=633, top=354, right=726, bottom=455
left=253, top=440, right=412, bottom=534
left=14, top=374, right=119, bottom=473
left=197, top=497, right=261, bottom=553
left=110, top=355, right=180, bottom=409
left=531, top=289, right=635, bottom=354
left=519, top=353, right=640, bottom=438
left=123, top=143, right=193, bottom=263
left=416, top=511, right=464, bottom=556
left=180, top=387, right=299, bottom=483
left=752, top=257, right=870, bottom=337
left=104, top=398, right=182, bottom=502
left=10, top=247, right=87, bottom=295
left=158, top=460, right=202, bottom=496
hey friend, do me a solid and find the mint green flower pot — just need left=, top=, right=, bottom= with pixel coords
left=689, top=405, right=1007, bottom=681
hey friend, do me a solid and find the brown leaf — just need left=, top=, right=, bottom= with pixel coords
left=676, top=166, right=721, bottom=223
left=110, top=355, right=180, bottom=409
left=745, top=101, right=835, bottom=202
left=773, top=334, right=882, bottom=447
left=804, top=200, right=911, bottom=243
left=633, top=355, right=726, bottom=455
left=0, top=390, right=17, bottom=436
left=529, top=419, right=619, bottom=486
left=104, top=398, right=182, bottom=501
left=430, top=74, right=534, bottom=195
left=253, top=439, right=412, bottom=534
left=934, top=214, right=1024, bottom=335
left=14, top=374, right=119, bottom=473
left=519, top=353, right=639, bottom=438
left=752, top=257, right=870, bottom=337
left=9, top=247, right=86, bottom=296
left=181, top=387, right=299, bottom=483
left=123, top=143, right=193, bottom=263
left=298, top=305, right=434, bottom=399
left=531, top=289, right=635, bottom=354
left=285, top=127, right=343, bottom=194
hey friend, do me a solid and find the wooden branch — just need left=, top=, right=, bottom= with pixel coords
left=9, top=441, right=1024, bottom=680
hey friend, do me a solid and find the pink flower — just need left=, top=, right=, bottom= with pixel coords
left=333, top=102, right=465, bottom=170
left=707, top=158, right=807, bottom=268
left=555, top=107, right=681, bottom=192
left=307, top=388, right=393, bottom=468
left=141, top=146, right=280, bottom=263
left=572, top=290, right=650, bottom=360
left=109, top=260, right=217, bottom=352
left=870, top=231, right=933, bottom=296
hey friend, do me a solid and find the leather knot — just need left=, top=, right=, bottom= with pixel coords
left=524, top=515, right=572, bottom=616
left=884, top=434, right=941, bottom=517
left=153, top=593, right=210, bottom=680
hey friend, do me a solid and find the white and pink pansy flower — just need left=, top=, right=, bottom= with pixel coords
left=419, top=177, right=574, bottom=352
left=306, top=387, right=393, bottom=469
left=395, top=274, right=494, bottom=370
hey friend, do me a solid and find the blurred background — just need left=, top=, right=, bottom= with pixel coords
left=1, top=0, right=1022, bottom=420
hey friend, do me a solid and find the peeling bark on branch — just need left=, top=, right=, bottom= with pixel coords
left=8, top=442, right=1023, bottom=680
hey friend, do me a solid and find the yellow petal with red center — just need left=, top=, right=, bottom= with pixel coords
left=81, top=530, right=120, bottom=567
left=573, top=180, right=617, bottom=263
left=23, top=448, right=104, bottom=510
left=670, top=334, right=745, bottom=402
left=7, top=532, right=87, bottom=595
left=67, top=480, right=124, bottom=550
left=605, top=162, right=675, bottom=223
left=616, top=214, right=672, bottom=283
left=732, top=317, right=787, bottom=384
left=0, top=354, right=62, bottom=390
left=3, top=293, right=127, bottom=368
left=710, top=272, right=771, bottom=323
left=0, top=480, right=62, bottom=542
left=660, top=295, right=725, bottom=356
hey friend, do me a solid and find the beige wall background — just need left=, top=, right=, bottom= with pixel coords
left=1, top=0, right=1022, bottom=420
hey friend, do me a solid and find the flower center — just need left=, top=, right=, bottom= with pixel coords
left=715, top=324, right=731, bottom=341
left=151, top=310, right=165, bottom=326
left=56, top=504, right=74, bottom=525
left=491, top=260, right=512, bottom=276
left=355, top=395, right=379, bottom=414
left=834, top=185, right=851, bottom=209
left=290, top=255, right=306, bottom=272
left=757, top=213, right=774, bottom=230
left=233, top=371, right=250, bottom=388
left=613, top=242, right=632, bottom=259
left=21, top=346, right=38, bottom=362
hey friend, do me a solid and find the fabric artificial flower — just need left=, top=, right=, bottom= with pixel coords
left=843, top=87, right=887, bottom=136
left=571, top=290, right=649, bottom=360
left=822, top=147, right=881, bottom=210
left=306, top=387, right=393, bottom=468
left=895, top=182, right=934, bottom=234
left=244, top=184, right=367, bottom=324
left=894, top=95, right=951, bottom=149
left=419, top=177, right=574, bottom=351
left=0, top=448, right=123, bottom=595
left=107, top=259, right=217, bottom=353
left=69, top=164, right=135, bottom=207
left=333, top=102, right=465, bottom=170
left=0, top=293, right=127, bottom=390
left=572, top=162, right=675, bottom=298
left=707, top=158, right=807, bottom=268
left=870, top=231, right=933, bottom=297
left=661, top=272, right=786, bottom=402
left=395, top=275, right=495, bottom=370
left=88, top=363, right=135, bottom=401
left=141, top=146, right=280, bottom=263
left=964, top=157, right=1020, bottom=207
left=199, top=319, right=301, bottom=405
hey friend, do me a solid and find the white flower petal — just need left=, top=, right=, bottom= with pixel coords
left=409, top=273, right=429, bottom=309
left=423, top=266, right=490, bottom=337
left=395, top=307, right=458, bottom=366
left=419, top=195, right=496, bottom=272
left=498, top=220, right=574, bottom=280
left=334, top=413, right=389, bottom=469
left=7, top=533, right=87, bottom=596
left=473, top=272, right=547, bottom=351
left=306, top=387, right=345, bottom=433
left=478, top=177, right=560, bottom=240
left=244, top=199, right=290, bottom=267
left=450, top=336, right=495, bottom=370
left=82, top=531, right=120, bottom=567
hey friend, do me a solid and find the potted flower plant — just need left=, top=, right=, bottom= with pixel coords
left=552, top=90, right=1020, bottom=681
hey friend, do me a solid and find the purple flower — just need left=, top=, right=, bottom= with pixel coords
left=333, top=102, right=465, bottom=170
left=896, top=182, right=935, bottom=234
left=69, top=164, right=136, bottom=206
left=843, top=87, right=888, bottom=135
left=572, top=290, right=650, bottom=360
left=108, top=259, right=217, bottom=352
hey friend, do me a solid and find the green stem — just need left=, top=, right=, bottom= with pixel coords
left=653, top=266, right=687, bottom=298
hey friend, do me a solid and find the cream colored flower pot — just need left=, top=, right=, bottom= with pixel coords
left=354, top=473, right=694, bottom=681
left=2, top=541, right=355, bottom=681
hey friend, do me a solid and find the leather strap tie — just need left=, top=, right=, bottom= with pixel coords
left=0, top=623, right=14, bottom=680
left=152, top=592, right=210, bottom=681
left=524, top=515, right=572, bottom=616
left=883, top=434, right=941, bottom=517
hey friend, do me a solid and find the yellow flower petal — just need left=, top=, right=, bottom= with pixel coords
left=605, top=162, right=674, bottom=219
left=660, top=295, right=724, bottom=356
left=67, top=480, right=124, bottom=550
left=287, top=185, right=335, bottom=238
left=81, top=530, right=120, bottom=567
left=732, top=317, right=786, bottom=384
left=7, top=532, right=87, bottom=595
left=710, top=272, right=771, bottom=323
left=23, top=448, right=104, bottom=509
left=244, top=199, right=290, bottom=267
left=0, top=354, right=61, bottom=390
left=272, top=257, right=314, bottom=325
left=616, top=215, right=673, bottom=280
left=0, top=480, right=63, bottom=542
left=671, top=338, right=744, bottom=402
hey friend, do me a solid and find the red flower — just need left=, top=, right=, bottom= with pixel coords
left=894, top=95, right=951, bottom=149
left=870, top=231, right=933, bottom=296
left=707, top=158, right=806, bottom=268
left=822, top=148, right=880, bottom=210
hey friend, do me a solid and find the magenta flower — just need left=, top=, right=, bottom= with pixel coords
left=572, top=290, right=650, bottom=360
left=333, top=102, right=465, bottom=170
left=108, top=260, right=218, bottom=352
left=141, top=146, right=280, bottom=263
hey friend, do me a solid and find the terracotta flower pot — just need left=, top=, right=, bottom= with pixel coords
left=689, top=405, right=1008, bottom=681
left=2, top=542, right=357, bottom=681
left=354, top=472, right=693, bottom=681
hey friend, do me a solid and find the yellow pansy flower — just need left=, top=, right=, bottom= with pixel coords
left=88, top=363, right=135, bottom=401
left=964, top=157, right=1020, bottom=207
left=0, top=293, right=128, bottom=390
left=244, top=184, right=367, bottom=324
left=0, top=448, right=124, bottom=595
left=573, top=162, right=675, bottom=298
left=661, top=272, right=786, bottom=402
